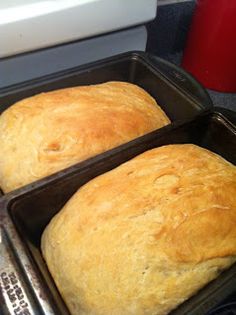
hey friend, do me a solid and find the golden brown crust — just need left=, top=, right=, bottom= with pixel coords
left=41, top=144, right=236, bottom=315
left=0, top=81, right=170, bottom=192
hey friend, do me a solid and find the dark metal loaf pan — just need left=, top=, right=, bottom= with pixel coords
left=0, top=51, right=212, bottom=195
left=0, top=109, right=235, bottom=315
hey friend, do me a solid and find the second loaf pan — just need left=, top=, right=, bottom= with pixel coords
left=0, top=109, right=235, bottom=315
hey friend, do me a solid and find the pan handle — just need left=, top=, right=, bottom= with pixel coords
left=145, top=53, right=213, bottom=110
left=213, top=107, right=236, bottom=127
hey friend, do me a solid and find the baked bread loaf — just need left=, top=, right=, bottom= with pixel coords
left=41, top=144, right=236, bottom=315
left=0, top=81, right=170, bottom=192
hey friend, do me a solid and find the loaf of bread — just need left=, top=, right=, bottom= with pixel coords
left=0, top=81, right=170, bottom=192
left=41, top=144, right=236, bottom=315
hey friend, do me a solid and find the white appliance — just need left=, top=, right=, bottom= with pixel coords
left=1, top=0, right=157, bottom=88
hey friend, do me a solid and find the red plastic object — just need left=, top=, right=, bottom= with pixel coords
left=182, top=0, right=236, bottom=92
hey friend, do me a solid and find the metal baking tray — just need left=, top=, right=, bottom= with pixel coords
left=0, top=109, right=235, bottom=315
left=0, top=51, right=212, bottom=196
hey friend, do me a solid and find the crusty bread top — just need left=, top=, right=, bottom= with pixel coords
left=41, top=144, right=236, bottom=315
left=0, top=81, right=170, bottom=192
left=43, top=144, right=236, bottom=264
